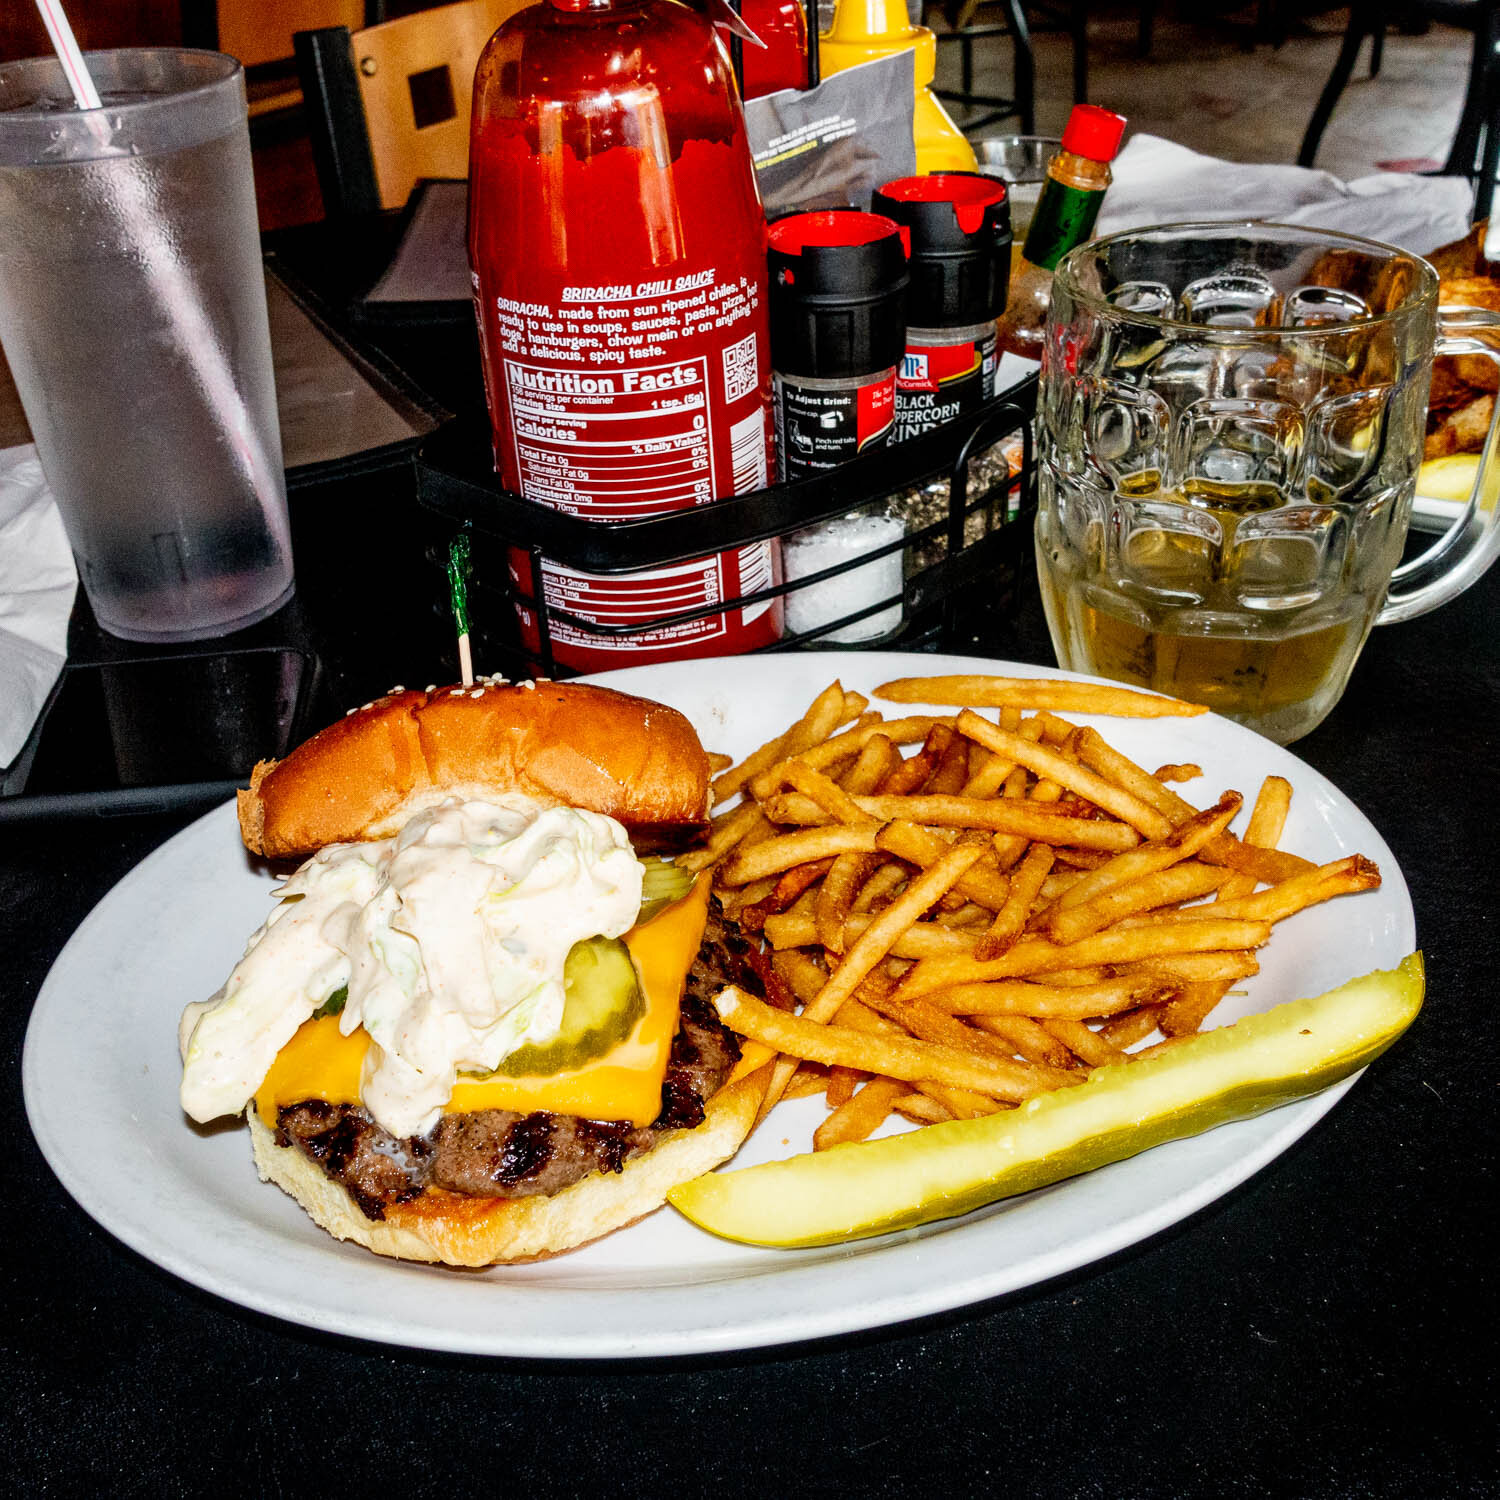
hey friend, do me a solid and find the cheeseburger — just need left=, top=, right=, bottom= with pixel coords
left=178, top=679, right=763, bottom=1265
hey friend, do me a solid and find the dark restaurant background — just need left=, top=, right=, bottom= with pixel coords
left=2, top=3, right=1474, bottom=232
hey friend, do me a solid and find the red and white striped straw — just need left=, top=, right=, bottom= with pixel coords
left=34, top=0, right=102, bottom=110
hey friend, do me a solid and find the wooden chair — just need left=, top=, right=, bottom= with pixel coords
left=295, top=0, right=531, bottom=216
left=1298, top=0, right=1500, bottom=220
left=182, top=0, right=381, bottom=120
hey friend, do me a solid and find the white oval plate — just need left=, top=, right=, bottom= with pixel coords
left=23, top=654, right=1415, bottom=1358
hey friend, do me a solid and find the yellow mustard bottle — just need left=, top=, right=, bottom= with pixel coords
left=818, top=0, right=977, bottom=175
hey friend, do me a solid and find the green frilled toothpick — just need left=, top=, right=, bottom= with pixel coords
left=447, top=526, right=474, bottom=686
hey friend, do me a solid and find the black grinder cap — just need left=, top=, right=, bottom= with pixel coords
left=872, top=173, right=1012, bottom=328
left=767, top=210, right=909, bottom=380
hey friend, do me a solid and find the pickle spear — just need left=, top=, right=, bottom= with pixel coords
left=668, top=956, right=1424, bottom=1248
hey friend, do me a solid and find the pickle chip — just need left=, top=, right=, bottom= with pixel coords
left=490, top=936, right=646, bottom=1078
left=636, top=857, right=694, bottom=926
left=669, top=955, right=1424, bottom=1248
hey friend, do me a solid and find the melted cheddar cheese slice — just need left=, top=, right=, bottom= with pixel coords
left=254, top=871, right=710, bottom=1131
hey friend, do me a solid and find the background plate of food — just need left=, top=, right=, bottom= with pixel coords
left=1417, top=225, right=1497, bottom=532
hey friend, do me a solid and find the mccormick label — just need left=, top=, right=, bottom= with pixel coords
left=892, top=329, right=997, bottom=444
left=773, top=371, right=897, bottom=482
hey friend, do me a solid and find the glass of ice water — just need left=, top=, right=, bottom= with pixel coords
left=1035, top=221, right=1500, bottom=743
left=0, top=49, right=293, bottom=642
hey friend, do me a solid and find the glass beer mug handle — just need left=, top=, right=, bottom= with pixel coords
left=1380, top=306, right=1500, bottom=624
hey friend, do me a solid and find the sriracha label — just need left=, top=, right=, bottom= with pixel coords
left=468, top=63, right=780, bottom=668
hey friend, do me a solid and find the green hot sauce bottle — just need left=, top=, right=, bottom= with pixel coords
left=995, top=103, right=1126, bottom=360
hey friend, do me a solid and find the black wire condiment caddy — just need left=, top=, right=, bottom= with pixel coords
left=415, top=376, right=1038, bottom=680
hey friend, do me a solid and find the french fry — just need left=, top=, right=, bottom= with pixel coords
left=1098, top=1005, right=1163, bottom=1048
left=816, top=851, right=879, bottom=953
left=853, top=860, right=908, bottom=913
left=1041, top=1017, right=1128, bottom=1068
left=874, top=819, right=1011, bottom=910
left=892, top=1092, right=953, bottom=1124
left=783, top=1064, right=832, bottom=1100
left=1034, top=710, right=1080, bottom=747
left=784, top=760, right=877, bottom=826
left=956, top=712, right=1174, bottom=838
left=895, top=917, right=1273, bottom=998
left=762, top=911, right=980, bottom=957
left=1154, top=762, right=1201, bottom=783
left=969, top=1012, right=1076, bottom=1069
left=1122, top=951, right=1260, bottom=985
left=806, top=841, right=989, bottom=1023
left=772, top=947, right=829, bottom=1004
left=1044, top=861, right=1231, bottom=945
left=1072, top=728, right=1312, bottom=883
left=679, top=801, right=772, bottom=873
left=735, top=858, right=836, bottom=932
left=1128, top=855, right=1380, bottom=927
left=712, top=985, right=1079, bottom=1101
left=721, top=824, right=881, bottom=886
left=1158, top=980, right=1232, bottom=1037
left=718, top=875, right=777, bottom=921
left=876, top=730, right=947, bottom=794
left=874, top=674, right=1207, bottom=718
left=973, top=842, right=1054, bottom=959
left=926, top=975, right=1158, bottom=1018
left=826, top=1065, right=863, bottom=1108
left=923, top=725, right=971, bottom=794
left=711, top=679, right=845, bottom=804
left=813, top=1076, right=909, bottom=1149
left=1041, top=793, right=1243, bottom=916
left=1217, top=775, right=1294, bottom=903
left=747, top=716, right=956, bottom=801
left=861, top=987, right=1019, bottom=1063
left=841, top=733, right=900, bottom=795
left=766, top=791, right=1143, bottom=850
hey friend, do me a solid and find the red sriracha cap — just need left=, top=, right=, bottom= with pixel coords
left=1060, top=104, right=1126, bottom=163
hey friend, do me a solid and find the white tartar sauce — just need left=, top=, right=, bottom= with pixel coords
left=179, top=796, right=644, bottom=1137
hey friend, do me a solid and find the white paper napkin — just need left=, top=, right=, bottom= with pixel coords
left=1096, top=134, right=1474, bottom=258
left=0, top=445, right=77, bottom=769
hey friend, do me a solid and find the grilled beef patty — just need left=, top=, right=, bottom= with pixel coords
left=274, top=903, right=750, bottom=1220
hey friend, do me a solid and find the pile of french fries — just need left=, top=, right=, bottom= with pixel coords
left=684, top=674, right=1381, bottom=1152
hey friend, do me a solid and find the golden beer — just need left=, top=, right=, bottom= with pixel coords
left=1033, top=223, right=1500, bottom=743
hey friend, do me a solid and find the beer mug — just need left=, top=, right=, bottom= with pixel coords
left=1035, top=222, right=1500, bottom=743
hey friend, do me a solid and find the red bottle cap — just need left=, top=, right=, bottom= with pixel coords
left=1060, top=104, right=1126, bottom=163
left=877, top=173, right=1008, bottom=236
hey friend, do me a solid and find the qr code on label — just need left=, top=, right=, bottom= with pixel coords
left=722, top=332, right=759, bottom=405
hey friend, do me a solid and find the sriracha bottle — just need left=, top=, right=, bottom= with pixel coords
left=739, top=0, right=810, bottom=98
left=469, top=0, right=781, bottom=670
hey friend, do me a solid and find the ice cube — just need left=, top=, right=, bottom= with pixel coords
left=1107, top=280, right=1175, bottom=316
left=1284, top=285, right=1371, bottom=328
left=1179, top=267, right=1280, bottom=327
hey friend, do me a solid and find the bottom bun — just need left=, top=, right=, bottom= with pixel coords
left=248, top=1075, right=763, bottom=1266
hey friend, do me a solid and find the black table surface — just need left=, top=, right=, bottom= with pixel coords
left=4, top=222, right=1497, bottom=1497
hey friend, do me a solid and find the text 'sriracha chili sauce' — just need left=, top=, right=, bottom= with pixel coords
left=468, top=0, right=780, bottom=669
left=872, top=173, right=1011, bottom=443
left=767, top=211, right=908, bottom=481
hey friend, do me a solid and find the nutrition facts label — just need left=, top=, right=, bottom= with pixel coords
left=532, top=542, right=778, bottom=652
left=503, top=355, right=727, bottom=515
